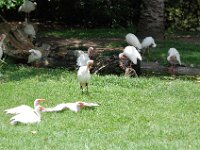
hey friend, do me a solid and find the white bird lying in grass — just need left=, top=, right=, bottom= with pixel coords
left=5, top=99, right=46, bottom=115
left=167, top=48, right=181, bottom=65
left=77, top=60, right=94, bottom=93
left=75, top=47, right=94, bottom=67
left=125, top=33, right=142, bottom=50
left=43, top=101, right=100, bottom=113
left=119, top=46, right=142, bottom=65
left=0, top=34, right=6, bottom=60
left=10, top=105, right=44, bottom=125
left=141, top=37, right=156, bottom=55
left=27, top=49, right=42, bottom=63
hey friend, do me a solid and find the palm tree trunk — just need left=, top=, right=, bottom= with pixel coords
left=137, top=0, right=165, bottom=40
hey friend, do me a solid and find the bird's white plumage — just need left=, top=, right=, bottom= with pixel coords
left=77, top=53, right=90, bottom=66
left=122, top=46, right=142, bottom=64
left=4, top=99, right=45, bottom=115
left=42, top=103, right=69, bottom=112
left=76, top=47, right=94, bottom=67
left=125, top=33, right=142, bottom=50
left=43, top=102, right=100, bottom=113
left=10, top=106, right=42, bottom=125
left=0, top=34, right=6, bottom=60
left=77, top=60, right=93, bottom=84
left=167, top=48, right=181, bottom=65
left=27, top=49, right=42, bottom=63
left=5, top=105, right=34, bottom=115
left=18, top=0, right=36, bottom=13
left=141, top=37, right=156, bottom=49
left=24, top=23, right=36, bottom=38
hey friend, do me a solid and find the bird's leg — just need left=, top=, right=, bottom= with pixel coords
left=147, top=47, right=150, bottom=57
left=27, top=13, right=30, bottom=23
left=25, top=13, right=28, bottom=23
left=80, top=83, right=83, bottom=94
left=86, top=83, right=89, bottom=93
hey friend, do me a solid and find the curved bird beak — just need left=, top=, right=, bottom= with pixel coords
left=38, top=99, right=46, bottom=102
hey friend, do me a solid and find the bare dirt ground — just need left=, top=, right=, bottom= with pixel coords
left=37, top=37, right=124, bottom=49
left=38, top=35, right=200, bottom=49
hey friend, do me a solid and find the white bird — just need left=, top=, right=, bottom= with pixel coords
left=27, top=49, right=42, bottom=63
left=77, top=60, right=94, bottom=93
left=119, top=46, right=142, bottom=65
left=75, top=47, right=94, bottom=67
left=18, top=0, right=37, bottom=22
left=167, top=48, right=181, bottom=65
left=125, top=33, right=142, bottom=50
left=10, top=105, right=43, bottom=125
left=141, top=37, right=156, bottom=55
left=24, top=23, right=36, bottom=40
left=5, top=99, right=46, bottom=115
left=0, top=34, right=6, bottom=60
left=43, top=101, right=100, bottom=113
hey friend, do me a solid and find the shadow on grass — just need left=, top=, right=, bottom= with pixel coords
left=0, top=64, right=71, bottom=83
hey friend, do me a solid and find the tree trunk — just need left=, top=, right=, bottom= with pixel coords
left=137, top=0, right=165, bottom=40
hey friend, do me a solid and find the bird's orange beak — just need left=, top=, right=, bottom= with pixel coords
left=38, top=99, right=46, bottom=102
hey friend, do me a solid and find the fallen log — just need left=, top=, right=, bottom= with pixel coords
left=0, top=21, right=199, bottom=76
left=141, top=62, right=200, bottom=76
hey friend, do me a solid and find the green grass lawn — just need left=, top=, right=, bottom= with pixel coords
left=0, top=28, right=200, bottom=149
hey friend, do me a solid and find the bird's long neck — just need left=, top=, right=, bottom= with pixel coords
left=34, top=107, right=41, bottom=118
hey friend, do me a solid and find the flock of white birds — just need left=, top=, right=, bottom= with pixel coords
left=124, top=33, right=181, bottom=67
left=2, top=0, right=183, bottom=125
left=5, top=99, right=100, bottom=125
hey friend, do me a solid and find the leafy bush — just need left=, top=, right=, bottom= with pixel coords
left=165, top=0, right=200, bottom=31
left=0, top=0, right=23, bottom=9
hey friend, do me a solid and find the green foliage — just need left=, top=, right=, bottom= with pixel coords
left=165, top=0, right=200, bottom=31
left=0, top=0, right=23, bottom=9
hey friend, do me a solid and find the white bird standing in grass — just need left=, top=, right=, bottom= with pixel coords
left=77, top=60, right=94, bottom=93
left=125, top=33, right=142, bottom=50
left=75, top=47, right=94, bottom=67
left=10, top=105, right=44, bottom=125
left=167, top=48, right=181, bottom=65
left=141, top=37, right=156, bottom=56
left=43, top=101, right=100, bottom=113
left=18, top=0, right=37, bottom=23
left=0, top=34, right=6, bottom=60
left=27, top=49, right=42, bottom=63
left=5, top=99, right=46, bottom=115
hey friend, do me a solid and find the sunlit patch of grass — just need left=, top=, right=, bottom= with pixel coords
left=0, top=65, right=200, bottom=149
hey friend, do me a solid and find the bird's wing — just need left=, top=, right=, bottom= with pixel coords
left=5, top=105, right=33, bottom=115
left=125, top=33, right=142, bottom=49
left=65, top=103, right=80, bottom=113
left=80, top=102, right=100, bottom=107
left=42, top=103, right=69, bottom=112
left=77, top=54, right=90, bottom=67
left=124, top=46, right=142, bottom=64
left=10, top=110, right=40, bottom=124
